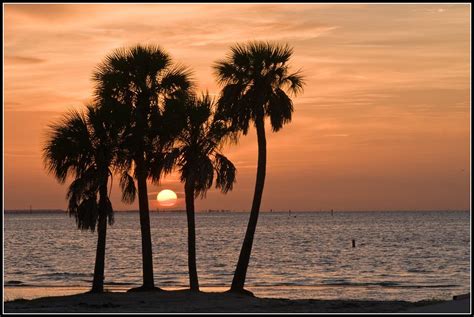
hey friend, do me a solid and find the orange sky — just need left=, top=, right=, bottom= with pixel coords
left=3, top=4, right=471, bottom=211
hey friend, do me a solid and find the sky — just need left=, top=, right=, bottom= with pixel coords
left=3, top=3, right=471, bottom=211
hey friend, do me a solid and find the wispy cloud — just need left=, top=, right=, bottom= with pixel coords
left=4, top=55, right=46, bottom=65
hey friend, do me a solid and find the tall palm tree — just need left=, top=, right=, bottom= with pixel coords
left=43, top=105, right=124, bottom=293
left=93, top=45, right=192, bottom=291
left=164, top=93, right=236, bottom=292
left=214, top=41, right=304, bottom=294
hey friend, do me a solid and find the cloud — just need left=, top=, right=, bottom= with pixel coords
left=4, top=55, right=46, bottom=65
left=324, top=134, right=349, bottom=137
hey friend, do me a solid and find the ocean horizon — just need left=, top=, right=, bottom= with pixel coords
left=4, top=209, right=470, bottom=213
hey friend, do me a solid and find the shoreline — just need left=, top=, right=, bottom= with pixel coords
left=4, top=284, right=470, bottom=302
left=4, top=290, right=470, bottom=313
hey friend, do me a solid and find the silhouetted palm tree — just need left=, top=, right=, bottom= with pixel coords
left=164, top=93, right=236, bottom=292
left=93, top=45, right=192, bottom=291
left=43, top=105, right=122, bottom=293
left=214, top=41, right=304, bottom=295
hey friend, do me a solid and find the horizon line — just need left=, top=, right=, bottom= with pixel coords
left=3, top=209, right=471, bottom=213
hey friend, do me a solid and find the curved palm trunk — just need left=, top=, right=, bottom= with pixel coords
left=185, top=180, right=199, bottom=291
left=91, top=183, right=108, bottom=293
left=136, top=155, right=156, bottom=289
left=231, top=116, right=266, bottom=293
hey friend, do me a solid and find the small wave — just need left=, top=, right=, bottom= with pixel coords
left=378, top=281, right=400, bottom=287
left=38, top=272, right=92, bottom=278
left=35, top=272, right=92, bottom=282
left=5, top=280, right=25, bottom=286
left=104, top=281, right=135, bottom=286
left=159, top=280, right=181, bottom=285
left=259, top=281, right=304, bottom=287
left=319, top=280, right=457, bottom=288
left=400, top=284, right=459, bottom=289
left=407, top=268, right=432, bottom=273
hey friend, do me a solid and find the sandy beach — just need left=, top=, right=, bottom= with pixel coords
left=4, top=290, right=470, bottom=313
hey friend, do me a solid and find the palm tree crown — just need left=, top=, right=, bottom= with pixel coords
left=168, top=93, right=236, bottom=196
left=214, top=41, right=304, bottom=134
left=43, top=105, right=115, bottom=230
left=93, top=44, right=192, bottom=173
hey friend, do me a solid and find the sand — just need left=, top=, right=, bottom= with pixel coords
left=403, top=298, right=470, bottom=313
left=4, top=290, right=470, bottom=313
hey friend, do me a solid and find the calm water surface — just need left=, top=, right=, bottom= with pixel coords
left=4, top=211, right=470, bottom=301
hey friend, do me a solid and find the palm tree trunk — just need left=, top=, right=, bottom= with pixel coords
left=91, top=184, right=108, bottom=293
left=185, top=180, right=199, bottom=291
left=231, top=115, right=266, bottom=293
left=136, top=155, right=155, bottom=289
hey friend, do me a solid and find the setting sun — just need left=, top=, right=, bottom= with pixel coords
left=157, top=189, right=178, bottom=207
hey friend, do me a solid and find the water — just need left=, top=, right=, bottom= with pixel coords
left=4, top=211, right=470, bottom=302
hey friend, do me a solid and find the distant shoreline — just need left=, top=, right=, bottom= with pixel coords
left=4, top=209, right=471, bottom=214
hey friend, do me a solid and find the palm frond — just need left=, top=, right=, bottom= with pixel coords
left=214, top=153, right=237, bottom=193
left=160, top=64, right=193, bottom=96
left=266, top=88, right=294, bottom=132
left=163, top=148, right=182, bottom=174
left=193, top=156, right=215, bottom=198
left=282, top=70, right=305, bottom=96
left=43, top=108, right=94, bottom=183
left=119, top=172, right=136, bottom=204
left=69, top=193, right=99, bottom=232
left=99, top=194, right=114, bottom=226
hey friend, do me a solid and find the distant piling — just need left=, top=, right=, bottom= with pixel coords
left=352, top=239, right=356, bottom=248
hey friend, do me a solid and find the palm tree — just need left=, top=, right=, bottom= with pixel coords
left=164, top=93, right=236, bottom=292
left=93, top=45, right=192, bottom=291
left=214, top=41, right=304, bottom=294
left=43, top=105, right=123, bottom=293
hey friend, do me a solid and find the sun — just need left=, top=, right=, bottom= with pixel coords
left=157, top=189, right=178, bottom=207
